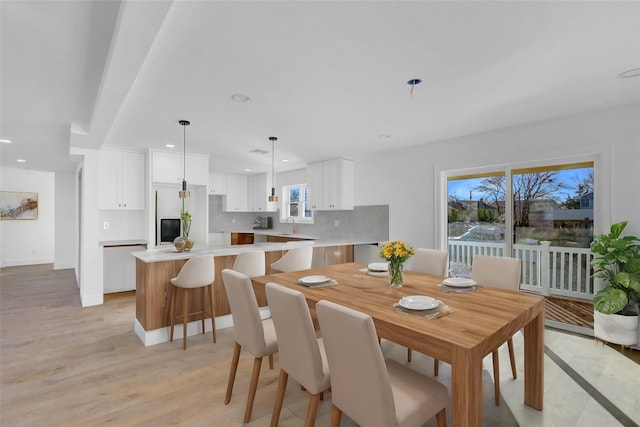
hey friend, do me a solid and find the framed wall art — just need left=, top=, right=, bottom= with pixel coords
left=0, top=191, right=39, bottom=220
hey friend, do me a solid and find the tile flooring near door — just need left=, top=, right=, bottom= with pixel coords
left=0, top=265, right=639, bottom=426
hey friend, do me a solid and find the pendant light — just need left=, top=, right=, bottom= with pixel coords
left=178, top=120, right=190, bottom=199
left=268, top=136, right=278, bottom=202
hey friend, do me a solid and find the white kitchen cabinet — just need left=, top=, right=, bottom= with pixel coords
left=99, top=149, right=145, bottom=210
left=151, top=150, right=209, bottom=185
left=209, top=173, right=227, bottom=195
left=247, top=173, right=277, bottom=212
left=224, top=174, right=248, bottom=211
left=307, top=158, right=354, bottom=210
left=307, top=162, right=324, bottom=210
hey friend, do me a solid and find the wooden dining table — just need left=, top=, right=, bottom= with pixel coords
left=250, top=262, right=544, bottom=427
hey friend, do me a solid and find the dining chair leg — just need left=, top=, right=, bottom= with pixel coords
left=306, top=392, right=321, bottom=427
left=492, top=350, right=500, bottom=405
left=268, top=353, right=274, bottom=369
left=208, top=284, right=216, bottom=343
left=169, top=286, right=176, bottom=342
left=407, top=348, right=412, bottom=362
left=244, top=357, right=264, bottom=423
left=436, top=408, right=447, bottom=427
left=270, top=370, right=288, bottom=427
left=330, top=405, right=342, bottom=427
left=225, top=342, right=241, bottom=404
left=434, top=359, right=439, bottom=376
left=200, top=287, right=206, bottom=334
left=507, top=338, right=517, bottom=379
left=182, top=288, right=188, bottom=350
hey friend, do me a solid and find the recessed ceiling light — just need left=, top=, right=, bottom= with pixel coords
left=0, top=139, right=12, bottom=143
left=244, top=168, right=251, bottom=172
left=16, top=159, right=26, bottom=163
left=231, top=93, right=251, bottom=102
left=165, top=144, right=175, bottom=148
left=618, top=67, right=640, bottom=79
left=282, top=159, right=289, bottom=163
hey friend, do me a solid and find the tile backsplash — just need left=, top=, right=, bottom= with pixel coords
left=208, top=195, right=388, bottom=243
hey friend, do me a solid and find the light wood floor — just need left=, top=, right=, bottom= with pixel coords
left=1, top=265, right=517, bottom=426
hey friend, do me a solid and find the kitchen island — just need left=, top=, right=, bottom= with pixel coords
left=132, top=239, right=364, bottom=346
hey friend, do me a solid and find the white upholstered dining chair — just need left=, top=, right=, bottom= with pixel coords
left=433, top=255, right=522, bottom=405
left=270, top=246, right=313, bottom=272
left=222, top=269, right=278, bottom=423
left=168, top=255, right=215, bottom=350
left=405, top=248, right=449, bottom=362
left=316, top=299, right=448, bottom=427
left=409, top=248, right=448, bottom=276
left=232, top=250, right=266, bottom=277
left=266, top=283, right=331, bottom=427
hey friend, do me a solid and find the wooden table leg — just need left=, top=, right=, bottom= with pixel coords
left=524, top=309, right=544, bottom=410
left=451, top=346, right=483, bottom=427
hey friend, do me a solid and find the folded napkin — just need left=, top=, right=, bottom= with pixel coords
left=358, top=268, right=388, bottom=277
left=393, top=300, right=454, bottom=319
left=298, top=279, right=338, bottom=288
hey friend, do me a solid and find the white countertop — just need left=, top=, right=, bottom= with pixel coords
left=100, top=239, right=148, bottom=247
left=132, top=239, right=374, bottom=263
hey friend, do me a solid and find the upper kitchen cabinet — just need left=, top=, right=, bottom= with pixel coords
left=247, top=173, right=277, bottom=212
left=307, top=158, right=354, bottom=210
left=224, top=174, right=248, bottom=211
left=151, top=150, right=209, bottom=186
left=99, top=149, right=146, bottom=210
left=209, top=173, right=227, bottom=195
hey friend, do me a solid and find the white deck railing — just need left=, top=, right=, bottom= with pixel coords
left=447, top=240, right=594, bottom=301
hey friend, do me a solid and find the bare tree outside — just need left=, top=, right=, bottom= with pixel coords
left=512, top=171, right=567, bottom=227
left=473, top=176, right=505, bottom=218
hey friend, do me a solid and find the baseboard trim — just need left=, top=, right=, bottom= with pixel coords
left=134, top=307, right=272, bottom=346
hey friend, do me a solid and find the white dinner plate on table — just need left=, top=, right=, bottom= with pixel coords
left=299, top=275, right=332, bottom=285
left=368, top=262, right=388, bottom=272
left=442, top=277, right=477, bottom=288
left=398, top=295, right=439, bottom=310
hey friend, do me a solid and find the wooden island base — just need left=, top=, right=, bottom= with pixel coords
left=134, top=245, right=353, bottom=346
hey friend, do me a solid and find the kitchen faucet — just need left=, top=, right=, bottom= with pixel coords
left=285, top=216, right=297, bottom=234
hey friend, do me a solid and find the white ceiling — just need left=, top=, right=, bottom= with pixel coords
left=2, top=1, right=639, bottom=175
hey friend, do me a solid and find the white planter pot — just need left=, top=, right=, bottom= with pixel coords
left=593, top=310, right=639, bottom=346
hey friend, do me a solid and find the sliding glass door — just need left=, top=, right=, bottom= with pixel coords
left=446, top=161, right=595, bottom=300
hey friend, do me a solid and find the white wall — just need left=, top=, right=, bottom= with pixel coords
left=0, top=167, right=55, bottom=267
left=71, top=147, right=103, bottom=307
left=354, top=104, right=640, bottom=249
left=54, top=171, right=77, bottom=270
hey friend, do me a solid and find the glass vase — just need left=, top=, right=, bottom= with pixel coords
left=388, top=261, right=403, bottom=288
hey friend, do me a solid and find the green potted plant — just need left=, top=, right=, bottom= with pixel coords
left=590, top=221, right=640, bottom=345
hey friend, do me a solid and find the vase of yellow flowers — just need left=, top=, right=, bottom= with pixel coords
left=380, top=240, right=415, bottom=288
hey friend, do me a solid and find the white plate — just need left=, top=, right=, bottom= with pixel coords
left=368, top=262, right=388, bottom=272
left=398, top=295, right=439, bottom=310
left=442, top=277, right=477, bottom=288
left=299, top=275, right=332, bottom=285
